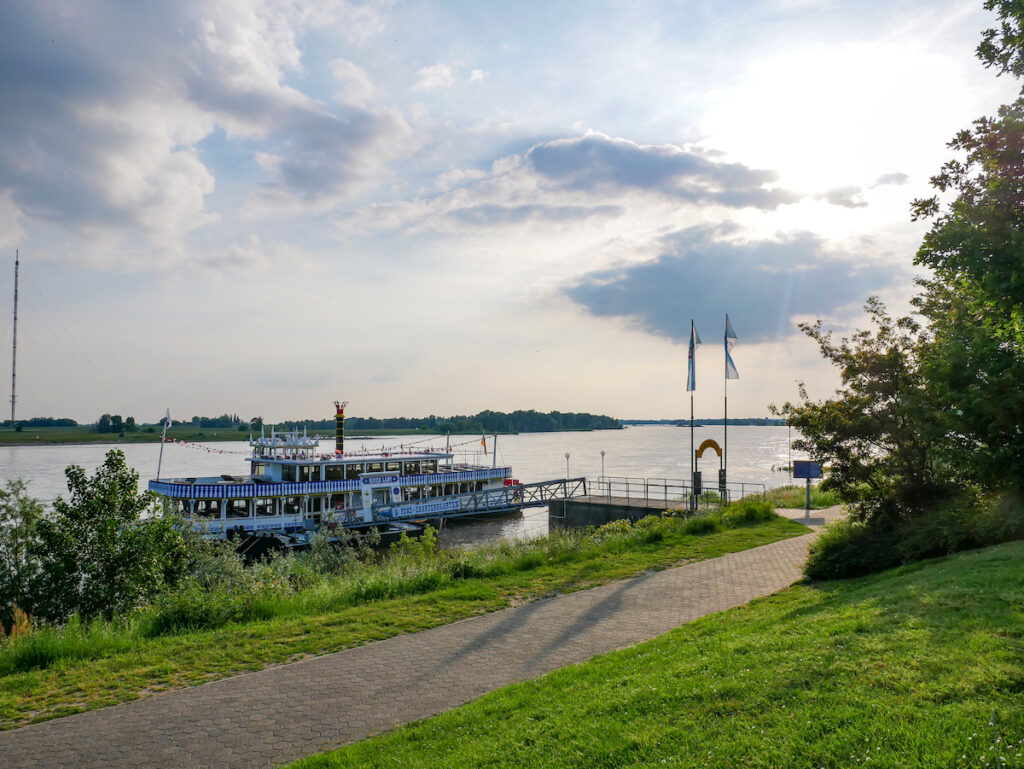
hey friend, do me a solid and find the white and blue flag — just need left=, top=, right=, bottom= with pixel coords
left=725, top=314, right=739, bottom=380
left=686, top=320, right=701, bottom=392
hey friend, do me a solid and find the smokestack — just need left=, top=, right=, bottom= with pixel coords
left=334, top=400, right=348, bottom=454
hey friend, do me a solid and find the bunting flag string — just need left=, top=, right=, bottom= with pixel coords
left=163, top=434, right=490, bottom=458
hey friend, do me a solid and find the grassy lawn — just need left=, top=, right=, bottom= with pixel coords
left=289, top=541, right=1024, bottom=769
left=0, top=516, right=807, bottom=729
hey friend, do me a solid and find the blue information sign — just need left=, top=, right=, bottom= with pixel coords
left=793, top=460, right=823, bottom=479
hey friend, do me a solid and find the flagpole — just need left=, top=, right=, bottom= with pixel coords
left=157, top=408, right=170, bottom=480
left=724, top=313, right=728, bottom=484
left=689, top=319, right=695, bottom=489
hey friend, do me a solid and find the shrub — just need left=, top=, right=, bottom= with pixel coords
left=805, top=519, right=905, bottom=581
left=29, top=450, right=189, bottom=622
left=805, top=491, right=1024, bottom=581
left=722, top=499, right=774, bottom=527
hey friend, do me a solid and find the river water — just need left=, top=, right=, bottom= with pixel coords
left=0, top=425, right=806, bottom=548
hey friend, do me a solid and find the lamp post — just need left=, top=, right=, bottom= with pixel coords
left=565, top=452, right=570, bottom=480
left=601, top=450, right=607, bottom=500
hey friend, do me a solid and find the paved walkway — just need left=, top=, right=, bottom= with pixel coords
left=1, top=507, right=843, bottom=769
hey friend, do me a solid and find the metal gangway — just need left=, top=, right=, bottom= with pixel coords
left=588, top=476, right=766, bottom=512
left=345, top=477, right=589, bottom=527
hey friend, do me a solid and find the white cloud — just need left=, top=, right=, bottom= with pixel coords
left=0, top=0, right=410, bottom=266
left=0, top=190, right=25, bottom=248
left=470, top=69, right=489, bottom=82
left=414, top=63, right=457, bottom=91
left=330, top=58, right=376, bottom=106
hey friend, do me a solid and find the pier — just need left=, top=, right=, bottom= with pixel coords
left=549, top=476, right=765, bottom=529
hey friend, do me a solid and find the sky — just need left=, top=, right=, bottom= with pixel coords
left=0, top=0, right=1018, bottom=424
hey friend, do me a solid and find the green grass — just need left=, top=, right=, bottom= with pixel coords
left=764, top=483, right=842, bottom=509
left=288, top=541, right=1024, bottom=769
left=0, top=513, right=807, bottom=729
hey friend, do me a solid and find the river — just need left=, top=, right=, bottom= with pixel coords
left=0, top=425, right=807, bottom=548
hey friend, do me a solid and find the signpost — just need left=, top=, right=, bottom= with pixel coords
left=792, top=460, right=823, bottom=518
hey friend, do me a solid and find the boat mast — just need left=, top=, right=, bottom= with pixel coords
left=10, top=250, right=18, bottom=424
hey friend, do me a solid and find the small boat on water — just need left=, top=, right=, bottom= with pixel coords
left=148, top=402, right=516, bottom=542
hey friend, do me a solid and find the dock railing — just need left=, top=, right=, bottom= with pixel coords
left=592, top=476, right=765, bottom=511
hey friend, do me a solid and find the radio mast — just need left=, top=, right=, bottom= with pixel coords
left=10, top=250, right=18, bottom=424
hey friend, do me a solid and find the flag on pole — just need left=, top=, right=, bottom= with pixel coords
left=725, top=314, right=739, bottom=380
left=164, top=409, right=173, bottom=428
left=686, top=320, right=702, bottom=392
left=481, top=433, right=488, bottom=456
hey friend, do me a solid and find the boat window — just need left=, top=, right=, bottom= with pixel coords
left=252, top=463, right=266, bottom=478
left=283, top=497, right=302, bottom=515
left=255, top=497, right=275, bottom=517
left=421, top=460, right=437, bottom=474
left=403, top=461, right=420, bottom=475
left=325, top=464, right=344, bottom=481
left=282, top=465, right=297, bottom=482
left=386, top=461, right=401, bottom=472
left=299, top=465, right=311, bottom=482
left=366, top=462, right=384, bottom=473
left=227, top=499, right=249, bottom=518
left=345, top=463, right=364, bottom=480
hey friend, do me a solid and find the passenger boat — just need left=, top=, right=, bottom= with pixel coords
left=148, top=402, right=515, bottom=540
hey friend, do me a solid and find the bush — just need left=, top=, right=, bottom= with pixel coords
left=722, top=499, right=774, bottom=527
left=805, top=492, right=1024, bottom=581
left=30, top=450, right=189, bottom=622
left=804, top=519, right=903, bottom=581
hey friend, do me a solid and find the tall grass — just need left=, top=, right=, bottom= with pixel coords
left=764, top=483, right=842, bottom=509
left=0, top=499, right=786, bottom=676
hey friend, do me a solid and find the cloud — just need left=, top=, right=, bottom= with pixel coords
left=331, top=58, right=375, bottom=106
left=525, top=133, right=802, bottom=210
left=470, top=69, right=490, bottom=82
left=414, top=63, right=457, bottom=91
left=562, top=223, right=903, bottom=343
left=446, top=204, right=625, bottom=227
left=0, top=190, right=25, bottom=248
left=814, top=185, right=868, bottom=208
left=0, top=0, right=410, bottom=263
left=339, top=132, right=817, bottom=234
left=873, top=172, right=910, bottom=187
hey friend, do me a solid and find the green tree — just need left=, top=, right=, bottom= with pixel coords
left=0, top=480, right=44, bottom=627
left=29, top=450, right=189, bottom=621
left=912, top=98, right=1024, bottom=349
left=914, top=280, right=1024, bottom=491
left=772, top=298, right=951, bottom=526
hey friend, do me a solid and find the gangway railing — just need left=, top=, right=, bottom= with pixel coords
left=590, top=476, right=765, bottom=510
left=355, top=477, right=589, bottom=526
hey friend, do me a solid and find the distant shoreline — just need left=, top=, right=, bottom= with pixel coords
left=0, top=422, right=786, bottom=447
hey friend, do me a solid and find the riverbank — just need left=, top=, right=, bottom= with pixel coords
left=0, top=509, right=807, bottom=729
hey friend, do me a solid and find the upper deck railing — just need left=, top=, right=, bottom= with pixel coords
left=149, top=466, right=512, bottom=500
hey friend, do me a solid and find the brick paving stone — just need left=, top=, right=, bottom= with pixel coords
left=0, top=507, right=842, bottom=769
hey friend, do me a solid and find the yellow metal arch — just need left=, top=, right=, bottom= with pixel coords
left=695, top=438, right=722, bottom=459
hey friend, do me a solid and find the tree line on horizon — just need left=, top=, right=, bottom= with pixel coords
left=3, top=410, right=622, bottom=434
left=284, top=409, right=621, bottom=434
left=621, top=418, right=786, bottom=426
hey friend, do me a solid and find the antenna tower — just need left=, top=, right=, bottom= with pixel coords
left=10, top=251, right=18, bottom=424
